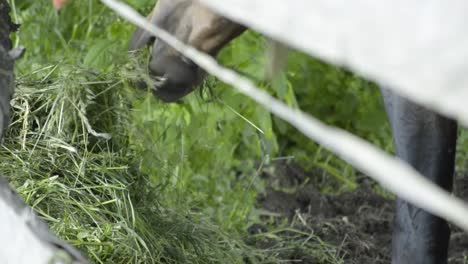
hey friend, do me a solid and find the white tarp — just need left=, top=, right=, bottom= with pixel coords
left=0, top=178, right=88, bottom=264
left=200, top=0, right=468, bottom=126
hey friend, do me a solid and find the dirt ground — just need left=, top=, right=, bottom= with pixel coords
left=251, top=161, right=468, bottom=264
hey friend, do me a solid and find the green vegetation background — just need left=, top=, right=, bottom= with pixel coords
left=4, top=0, right=467, bottom=263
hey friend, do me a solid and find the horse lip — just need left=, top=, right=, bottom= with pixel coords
left=181, top=56, right=197, bottom=69
left=150, top=75, right=168, bottom=90
left=153, top=83, right=193, bottom=102
left=154, top=89, right=187, bottom=102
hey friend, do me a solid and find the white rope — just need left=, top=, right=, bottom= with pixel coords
left=100, top=0, right=468, bottom=231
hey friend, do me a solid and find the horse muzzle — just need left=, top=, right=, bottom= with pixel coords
left=148, top=54, right=200, bottom=102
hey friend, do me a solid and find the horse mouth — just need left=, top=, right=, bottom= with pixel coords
left=153, top=88, right=191, bottom=102
left=150, top=75, right=196, bottom=102
left=152, top=76, right=168, bottom=88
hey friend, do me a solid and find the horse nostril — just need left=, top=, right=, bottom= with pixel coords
left=181, top=56, right=197, bottom=69
left=149, top=62, right=165, bottom=80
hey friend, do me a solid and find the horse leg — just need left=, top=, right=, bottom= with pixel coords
left=380, top=88, right=457, bottom=264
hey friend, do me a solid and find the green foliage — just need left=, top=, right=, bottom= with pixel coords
left=218, top=31, right=393, bottom=191
left=6, top=0, right=269, bottom=263
left=457, top=130, right=468, bottom=172
left=5, top=0, right=286, bottom=263
left=273, top=53, right=393, bottom=191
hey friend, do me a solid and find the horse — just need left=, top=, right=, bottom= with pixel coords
left=128, top=1, right=458, bottom=263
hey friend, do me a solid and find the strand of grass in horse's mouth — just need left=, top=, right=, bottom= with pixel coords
left=149, top=76, right=167, bottom=90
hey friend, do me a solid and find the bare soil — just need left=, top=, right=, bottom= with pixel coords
left=250, top=161, right=468, bottom=263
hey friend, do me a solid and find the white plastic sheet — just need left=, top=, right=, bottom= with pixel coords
left=0, top=178, right=88, bottom=264
left=201, top=0, right=468, bottom=125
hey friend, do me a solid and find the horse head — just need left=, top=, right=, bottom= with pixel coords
left=129, top=0, right=246, bottom=102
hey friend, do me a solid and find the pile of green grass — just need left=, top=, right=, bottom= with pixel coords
left=2, top=63, right=252, bottom=262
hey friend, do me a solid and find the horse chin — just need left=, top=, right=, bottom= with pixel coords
left=153, top=84, right=196, bottom=102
